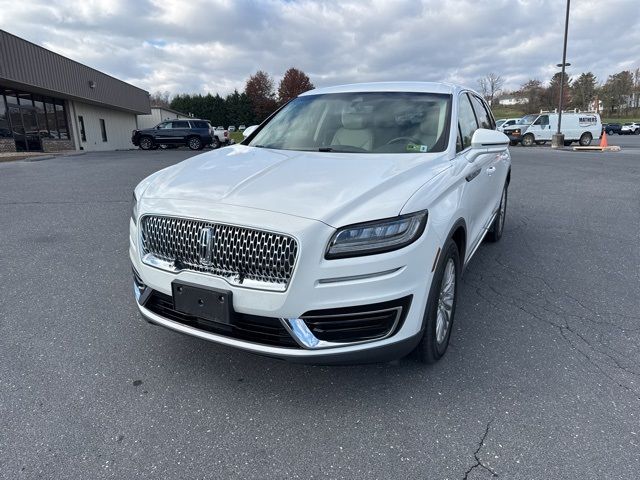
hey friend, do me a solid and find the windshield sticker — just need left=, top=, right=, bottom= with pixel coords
left=406, top=143, right=429, bottom=153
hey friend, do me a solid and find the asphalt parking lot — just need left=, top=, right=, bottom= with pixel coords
left=1, top=136, right=639, bottom=479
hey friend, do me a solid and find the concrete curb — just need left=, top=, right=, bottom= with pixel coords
left=23, top=155, right=56, bottom=162
left=572, top=145, right=622, bottom=152
left=22, top=151, right=86, bottom=162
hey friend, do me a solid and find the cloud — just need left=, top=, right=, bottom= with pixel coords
left=1, top=0, right=638, bottom=96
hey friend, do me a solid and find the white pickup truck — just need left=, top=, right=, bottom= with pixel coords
left=209, top=125, right=231, bottom=148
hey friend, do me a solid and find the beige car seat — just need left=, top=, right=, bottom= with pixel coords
left=419, top=104, right=446, bottom=149
left=331, top=111, right=373, bottom=151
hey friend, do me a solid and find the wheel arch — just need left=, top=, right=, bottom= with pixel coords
left=444, top=218, right=467, bottom=268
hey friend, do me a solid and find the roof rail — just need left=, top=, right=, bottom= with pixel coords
left=539, top=109, right=599, bottom=114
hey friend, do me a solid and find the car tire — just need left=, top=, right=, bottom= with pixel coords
left=139, top=136, right=153, bottom=150
left=486, top=184, right=507, bottom=243
left=413, top=239, right=460, bottom=364
left=509, top=140, right=518, bottom=146
left=188, top=136, right=203, bottom=150
left=212, top=138, right=221, bottom=149
left=564, top=140, right=573, bottom=146
left=522, top=133, right=535, bottom=147
left=608, top=129, right=614, bottom=135
left=579, top=132, right=592, bottom=146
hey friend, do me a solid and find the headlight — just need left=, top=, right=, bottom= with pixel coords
left=325, top=211, right=427, bottom=259
left=131, top=192, right=138, bottom=225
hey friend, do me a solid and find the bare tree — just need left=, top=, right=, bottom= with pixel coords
left=633, top=68, right=640, bottom=108
left=478, top=73, right=504, bottom=106
left=150, top=90, right=171, bottom=108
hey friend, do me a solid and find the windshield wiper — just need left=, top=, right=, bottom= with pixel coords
left=318, top=147, right=333, bottom=152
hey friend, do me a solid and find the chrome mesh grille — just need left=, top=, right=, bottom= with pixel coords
left=140, top=215, right=298, bottom=288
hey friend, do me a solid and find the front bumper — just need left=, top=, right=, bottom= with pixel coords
left=505, top=132, right=522, bottom=143
left=136, top=291, right=423, bottom=364
left=130, top=201, right=440, bottom=363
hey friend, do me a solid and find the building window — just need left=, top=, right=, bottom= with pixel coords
left=78, top=116, right=86, bottom=142
left=0, top=88, right=71, bottom=147
left=33, top=98, right=47, bottom=137
left=0, top=94, right=9, bottom=138
left=4, top=90, right=18, bottom=106
left=99, top=119, right=107, bottom=142
left=45, top=102, right=58, bottom=138
left=54, top=102, right=68, bottom=139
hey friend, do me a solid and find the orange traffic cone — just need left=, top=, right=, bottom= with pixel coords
left=600, top=130, right=608, bottom=148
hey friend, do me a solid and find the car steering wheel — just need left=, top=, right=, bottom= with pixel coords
left=385, top=136, right=422, bottom=145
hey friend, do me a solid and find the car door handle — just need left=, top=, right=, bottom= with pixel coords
left=486, top=166, right=496, bottom=175
left=465, top=168, right=481, bottom=182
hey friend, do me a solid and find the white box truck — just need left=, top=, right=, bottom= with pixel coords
left=518, top=111, right=601, bottom=147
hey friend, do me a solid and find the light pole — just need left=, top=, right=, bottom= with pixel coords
left=552, top=0, right=571, bottom=149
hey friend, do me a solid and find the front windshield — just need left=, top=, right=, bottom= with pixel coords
left=517, top=114, right=538, bottom=125
left=247, top=92, right=452, bottom=153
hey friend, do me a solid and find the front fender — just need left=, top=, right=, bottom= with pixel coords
left=400, top=164, right=466, bottom=256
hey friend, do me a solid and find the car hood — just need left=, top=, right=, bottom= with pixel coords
left=141, top=145, right=451, bottom=226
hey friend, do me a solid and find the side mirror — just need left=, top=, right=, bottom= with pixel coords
left=467, top=129, right=509, bottom=162
left=467, top=128, right=509, bottom=163
left=242, top=125, right=259, bottom=138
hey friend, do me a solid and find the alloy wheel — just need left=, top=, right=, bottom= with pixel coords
left=436, top=258, right=456, bottom=344
left=497, top=187, right=506, bottom=235
left=189, top=138, right=200, bottom=150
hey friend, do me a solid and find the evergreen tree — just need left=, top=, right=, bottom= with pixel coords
left=570, top=72, right=597, bottom=110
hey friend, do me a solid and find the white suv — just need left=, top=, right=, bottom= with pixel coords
left=130, top=82, right=511, bottom=364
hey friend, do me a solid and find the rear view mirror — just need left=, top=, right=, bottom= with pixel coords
left=243, top=125, right=258, bottom=138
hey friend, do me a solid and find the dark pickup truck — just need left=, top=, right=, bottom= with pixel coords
left=132, top=119, right=213, bottom=150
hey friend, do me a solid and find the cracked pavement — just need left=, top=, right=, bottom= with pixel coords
left=1, top=139, right=639, bottom=479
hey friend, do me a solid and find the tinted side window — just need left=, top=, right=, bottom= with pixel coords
left=173, top=121, right=189, bottom=128
left=458, top=94, right=478, bottom=150
left=533, top=115, right=549, bottom=126
left=470, top=95, right=492, bottom=129
left=456, top=128, right=463, bottom=152
left=192, top=120, right=208, bottom=128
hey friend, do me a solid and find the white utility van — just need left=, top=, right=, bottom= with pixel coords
left=520, top=111, right=601, bottom=146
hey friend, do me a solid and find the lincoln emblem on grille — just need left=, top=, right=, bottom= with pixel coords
left=197, top=227, right=214, bottom=266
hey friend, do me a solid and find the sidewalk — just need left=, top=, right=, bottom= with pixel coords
left=0, top=150, right=82, bottom=162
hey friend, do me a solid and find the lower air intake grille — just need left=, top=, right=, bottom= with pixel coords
left=145, top=291, right=299, bottom=348
left=301, top=296, right=412, bottom=343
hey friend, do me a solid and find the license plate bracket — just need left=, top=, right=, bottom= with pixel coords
left=171, top=281, right=233, bottom=324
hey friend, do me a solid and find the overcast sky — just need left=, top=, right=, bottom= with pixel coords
left=1, top=0, right=639, bottom=96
